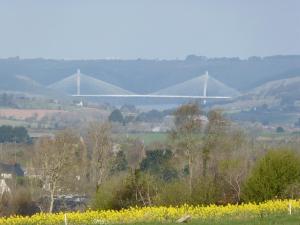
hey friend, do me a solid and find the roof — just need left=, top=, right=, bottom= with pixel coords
left=0, top=162, right=24, bottom=177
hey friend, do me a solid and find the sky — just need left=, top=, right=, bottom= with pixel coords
left=0, top=0, right=299, bottom=59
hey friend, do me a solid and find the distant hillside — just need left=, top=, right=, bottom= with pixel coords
left=0, top=75, right=63, bottom=97
left=153, top=74, right=240, bottom=97
left=247, top=76, right=300, bottom=101
left=1, top=55, right=300, bottom=94
left=248, top=66, right=300, bottom=90
left=48, top=72, right=134, bottom=95
left=222, top=76, right=300, bottom=110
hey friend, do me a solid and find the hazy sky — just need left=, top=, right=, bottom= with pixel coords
left=0, top=0, right=299, bottom=59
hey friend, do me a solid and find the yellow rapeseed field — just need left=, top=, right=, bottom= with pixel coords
left=0, top=200, right=298, bottom=225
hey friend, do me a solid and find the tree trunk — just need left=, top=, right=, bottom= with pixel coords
left=49, top=189, right=55, bottom=213
left=202, top=156, right=208, bottom=177
left=188, top=153, right=193, bottom=196
left=147, top=182, right=152, bottom=206
left=96, top=171, right=104, bottom=191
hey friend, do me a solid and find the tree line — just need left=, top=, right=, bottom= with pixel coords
left=0, top=125, right=30, bottom=143
left=1, top=103, right=300, bottom=216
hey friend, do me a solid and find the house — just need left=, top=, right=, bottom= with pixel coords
left=0, top=162, right=24, bottom=179
left=0, top=179, right=11, bottom=196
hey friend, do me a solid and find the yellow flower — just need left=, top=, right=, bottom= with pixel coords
left=0, top=200, right=298, bottom=225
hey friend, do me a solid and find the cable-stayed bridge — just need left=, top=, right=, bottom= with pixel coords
left=72, top=70, right=233, bottom=102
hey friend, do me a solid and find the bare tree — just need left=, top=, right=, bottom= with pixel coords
left=203, top=110, right=247, bottom=203
left=34, top=130, right=82, bottom=213
left=122, top=138, right=145, bottom=170
left=202, top=109, right=230, bottom=177
left=87, top=123, right=113, bottom=191
left=219, top=158, right=247, bottom=203
left=170, top=103, right=202, bottom=196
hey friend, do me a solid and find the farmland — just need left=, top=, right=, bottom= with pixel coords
left=0, top=109, right=65, bottom=120
left=127, top=132, right=168, bottom=145
left=0, top=107, right=110, bottom=133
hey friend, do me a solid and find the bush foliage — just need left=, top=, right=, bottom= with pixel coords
left=243, top=149, right=300, bottom=202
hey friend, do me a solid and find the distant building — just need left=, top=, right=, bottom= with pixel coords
left=76, top=101, right=83, bottom=107
left=0, top=162, right=24, bottom=179
left=112, top=144, right=121, bottom=153
left=0, top=179, right=11, bottom=196
left=152, top=126, right=161, bottom=132
left=197, top=115, right=209, bottom=124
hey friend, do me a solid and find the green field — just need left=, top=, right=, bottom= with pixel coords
left=0, top=118, right=30, bottom=127
left=113, top=214, right=300, bottom=225
left=127, top=132, right=168, bottom=145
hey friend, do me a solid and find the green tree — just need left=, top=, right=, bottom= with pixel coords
left=243, top=149, right=300, bottom=202
left=110, top=151, right=128, bottom=174
left=140, top=149, right=178, bottom=181
left=276, top=126, right=284, bottom=133
left=13, top=127, right=30, bottom=143
left=109, top=109, right=124, bottom=124
left=0, top=126, right=30, bottom=143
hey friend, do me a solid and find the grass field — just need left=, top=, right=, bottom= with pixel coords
left=1, top=213, right=299, bottom=225
left=127, top=132, right=168, bottom=145
left=128, top=214, right=300, bottom=225
left=0, top=118, right=30, bottom=127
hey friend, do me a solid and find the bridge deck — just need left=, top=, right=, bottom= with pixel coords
left=72, top=94, right=231, bottom=99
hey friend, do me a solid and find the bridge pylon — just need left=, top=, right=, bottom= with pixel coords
left=76, top=69, right=81, bottom=96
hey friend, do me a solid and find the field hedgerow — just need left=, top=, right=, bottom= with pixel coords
left=0, top=199, right=298, bottom=225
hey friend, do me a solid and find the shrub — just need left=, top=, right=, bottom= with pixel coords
left=154, top=181, right=191, bottom=206
left=242, top=149, right=300, bottom=202
left=12, top=188, right=40, bottom=216
left=0, top=192, right=13, bottom=216
left=283, top=182, right=300, bottom=199
left=93, top=171, right=158, bottom=210
left=92, top=175, right=125, bottom=210
left=191, top=177, right=222, bottom=205
left=0, top=188, right=39, bottom=217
